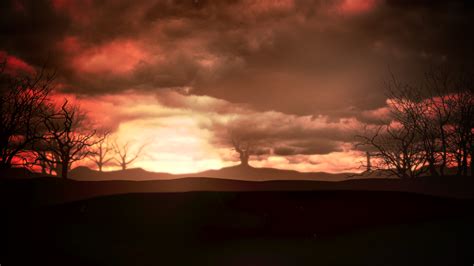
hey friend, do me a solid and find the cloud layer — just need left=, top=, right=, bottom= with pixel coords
left=1, top=0, right=473, bottom=173
left=52, top=89, right=368, bottom=173
left=2, top=0, right=473, bottom=115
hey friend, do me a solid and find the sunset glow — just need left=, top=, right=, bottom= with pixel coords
left=54, top=90, right=366, bottom=174
left=1, top=0, right=472, bottom=176
left=338, top=0, right=377, bottom=14
left=2, top=2, right=473, bottom=265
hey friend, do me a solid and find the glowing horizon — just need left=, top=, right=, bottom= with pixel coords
left=2, top=0, right=471, bottom=176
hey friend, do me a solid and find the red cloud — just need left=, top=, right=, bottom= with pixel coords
left=338, top=0, right=377, bottom=14
left=72, top=40, right=147, bottom=75
left=58, top=36, right=81, bottom=53
left=0, top=51, right=35, bottom=75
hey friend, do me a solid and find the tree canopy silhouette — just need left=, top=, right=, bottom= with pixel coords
left=113, top=140, right=147, bottom=171
left=358, top=68, right=473, bottom=178
left=0, top=60, right=55, bottom=169
left=41, top=100, right=98, bottom=179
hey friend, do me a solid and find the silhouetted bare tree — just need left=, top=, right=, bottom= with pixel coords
left=33, top=140, right=60, bottom=175
left=365, top=151, right=372, bottom=172
left=358, top=124, right=427, bottom=178
left=422, top=69, right=456, bottom=175
left=0, top=60, right=55, bottom=169
left=112, top=140, right=146, bottom=170
left=231, top=137, right=257, bottom=167
left=89, top=131, right=113, bottom=172
left=42, top=100, right=97, bottom=179
left=448, top=85, right=473, bottom=176
left=358, top=67, right=473, bottom=177
left=384, top=73, right=442, bottom=176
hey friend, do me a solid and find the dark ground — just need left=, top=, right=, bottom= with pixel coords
left=1, top=173, right=473, bottom=207
left=1, top=186, right=473, bottom=266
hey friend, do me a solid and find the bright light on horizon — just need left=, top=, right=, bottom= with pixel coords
left=62, top=91, right=369, bottom=175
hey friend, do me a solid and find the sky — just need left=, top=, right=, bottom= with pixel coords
left=1, top=0, right=473, bottom=174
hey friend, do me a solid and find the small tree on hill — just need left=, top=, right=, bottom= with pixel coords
left=231, top=136, right=258, bottom=167
left=112, top=140, right=146, bottom=170
left=89, top=132, right=114, bottom=172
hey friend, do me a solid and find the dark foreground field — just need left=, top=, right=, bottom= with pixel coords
left=2, top=189, right=473, bottom=266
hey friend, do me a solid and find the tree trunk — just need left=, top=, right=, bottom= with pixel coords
left=429, top=163, right=438, bottom=177
left=0, top=162, right=12, bottom=169
left=439, top=127, right=447, bottom=176
left=427, top=157, right=438, bottom=177
left=61, top=159, right=69, bottom=179
left=366, top=151, right=371, bottom=172
left=469, top=140, right=473, bottom=177
left=470, top=148, right=473, bottom=177
left=240, top=152, right=249, bottom=166
left=2, top=155, right=14, bottom=169
left=41, top=164, right=47, bottom=175
left=456, top=156, right=463, bottom=176
left=462, top=154, right=468, bottom=177
left=398, top=167, right=409, bottom=179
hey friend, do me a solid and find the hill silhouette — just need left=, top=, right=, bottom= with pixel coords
left=69, top=166, right=177, bottom=180
left=176, top=164, right=356, bottom=181
left=2, top=166, right=473, bottom=265
left=68, top=164, right=359, bottom=181
left=1, top=170, right=472, bottom=207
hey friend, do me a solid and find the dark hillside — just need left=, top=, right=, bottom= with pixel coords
left=2, top=190, right=473, bottom=265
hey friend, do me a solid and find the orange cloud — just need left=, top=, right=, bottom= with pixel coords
left=338, top=0, right=377, bottom=14
left=72, top=40, right=148, bottom=75
left=57, top=90, right=369, bottom=175
left=252, top=150, right=365, bottom=174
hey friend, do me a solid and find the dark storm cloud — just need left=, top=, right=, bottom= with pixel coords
left=0, top=0, right=71, bottom=65
left=192, top=0, right=474, bottom=116
left=2, top=0, right=473, bottom=117
left=147, top=89, right=357, bottom=155
left=198, top=107, right=358, bottom=155
left=274, top=139, right=343, bottom=156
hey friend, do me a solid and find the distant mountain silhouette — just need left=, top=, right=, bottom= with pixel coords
left=179, top=164, right=354, bottom=181
left=2, top=165, right=472, bottom=207
left=1, top=172, right=472, bottom=207
left=69, top=166, right=176, bottom=181
left=69, top=164, right=355, bottom=181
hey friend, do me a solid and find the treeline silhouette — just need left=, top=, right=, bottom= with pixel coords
left=0, top=60, right=145, bottom=179
left=358, top=68, right=473, bottom=178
